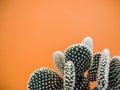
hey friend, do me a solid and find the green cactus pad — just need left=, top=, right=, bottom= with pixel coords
left=88, top=52, right=102, bottom=81
left=64, top=44, right=92, bottom=75
left=64, top=61, right=75, bottom=90
left=109, top=56, right=120, bottom=89
left=27, top=68, right=63, bottom=90
left=97, top=49, right=110, bottom=90
left=53, top=51, right=65, bottom=75
left=74, top=75, right=90, bottom=90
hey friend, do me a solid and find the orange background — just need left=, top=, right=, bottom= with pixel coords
left=0, top=0, right=120, bottom=90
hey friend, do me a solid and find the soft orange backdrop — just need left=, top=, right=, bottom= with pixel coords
left=0, top=0, right=120, bottom=90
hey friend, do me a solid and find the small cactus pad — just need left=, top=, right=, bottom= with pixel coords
left=88, top=52, right=102, bottom=81
left=97, top=49, right=110, bottom=90
left=81, top=37, right=93, bottom=51
left=28, top=68, right=63, bottom=90
left=109, top=56, right=120, bottom=89
left=74, top=75, right=90, bottom=90
left=64, top=61, right=75, bottom=90
left=64, top=44, right=92, bottom=75
left=53, top=51, right=65, bottom=75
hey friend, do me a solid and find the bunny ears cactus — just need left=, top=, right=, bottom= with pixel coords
left=28, top=68, right=63, bottom=90
left=27, top=37, right=120, bottom=90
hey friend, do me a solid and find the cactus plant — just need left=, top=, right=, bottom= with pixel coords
left=81, top=36, right=93, bottom=51
left=27, top=37, right=120, bottom=90
left=109, top=56, right=120, bottom=90
left=27, top=68, right=63, bottom=90
left=74, top=75, right=90, bottom=90
left=64, top=44, right=92, bottom=75
left=88, top=52, right=102, bottom=81
left=96, top=49, right=110, bottom=90
left=64, top=61, right=75, bottom=90
left=53, top=51, right=65, bottom=75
